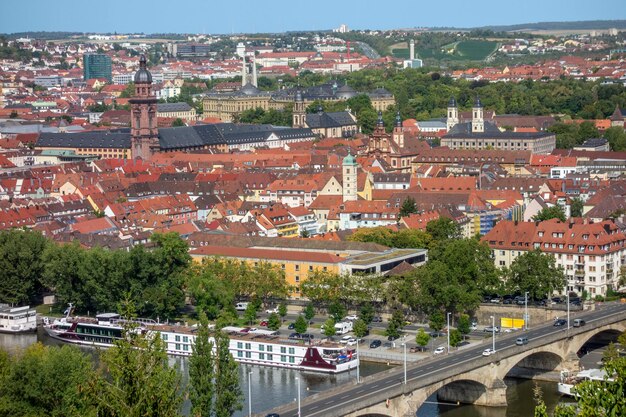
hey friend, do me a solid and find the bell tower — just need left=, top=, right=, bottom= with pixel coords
left=446, top=96, right=459, bottom=132
left=392, top=110, right=404, bottom=148
left=129, top=55, right=159, bottom=160
left=292, top=89, right=306, bottom=128
left=472, top=96, right=484, bottom=133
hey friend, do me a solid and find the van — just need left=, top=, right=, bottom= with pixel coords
left=573, top=319, right=586, bottom=327
left=235, top=302, right=249, bottom=311
left=515, top=337, right=529, bottom=346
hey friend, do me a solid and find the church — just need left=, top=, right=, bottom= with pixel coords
left=291, top=90, right=358, bottom=138
left=36, top=56, right=317, bottom=160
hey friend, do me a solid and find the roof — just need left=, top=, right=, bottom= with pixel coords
left=37, top=131, right=130, bottom=149
left=157, top=102, right=193, bottom=113
left=306, top=111, right=356, bottom=129
left=445, top=121, right=554, bottom=139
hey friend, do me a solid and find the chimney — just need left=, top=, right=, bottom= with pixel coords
left=409, top=39, right=415, bottom=61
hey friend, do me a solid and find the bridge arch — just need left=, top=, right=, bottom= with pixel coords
left=417, top=378, right=494, bottom=409
left=570, top=326, right=625, bottom=357
left=500, top=350, right=564, bottom=380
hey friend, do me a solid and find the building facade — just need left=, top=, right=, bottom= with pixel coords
left=83, top=54, right=112, bottom=82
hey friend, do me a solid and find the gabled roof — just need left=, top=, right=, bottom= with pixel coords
left=306, top=111, right=356, bottom=129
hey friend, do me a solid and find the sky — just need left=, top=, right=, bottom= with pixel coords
left=1, top=0, right=625, bottom=35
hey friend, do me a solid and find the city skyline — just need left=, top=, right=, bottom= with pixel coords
left=1, top=0, right=625, bottom=35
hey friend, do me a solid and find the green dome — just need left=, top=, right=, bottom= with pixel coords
left=343, top=153, right=356, bottom=165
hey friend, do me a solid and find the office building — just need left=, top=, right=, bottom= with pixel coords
left=83, top=54, right=112, bottom=81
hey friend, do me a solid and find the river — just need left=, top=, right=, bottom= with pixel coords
left=0, top=332, right=572, bottom=417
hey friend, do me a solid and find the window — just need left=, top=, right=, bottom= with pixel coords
left=175, top=335, right=180, bottom=342
left=259, top=345, right=264, bottom=351
left=295, top=265, right=300, bottom=271
left=162, top=334, right=168, bottom=341
left=289, top=347, right=295, bottom=354
left=237, top=351, right=243, bottom=358
left=259, top=353, right=265, bottom=360
left=245, top=343, right=251, bottom=350
left=245, top=351, right=251, bottom=358
left=267, top=346, right=273, bottom=352
left=289, top=356, right=295, bottom=363
left=309, top=266, right=313, bottom=271
left=281, top=355, right=287, bottom=362
left=176, top=344, right=181, bottom=350
left=183, top=336, right=188, bottom=343
left=280, top=347, right=286, bottom=353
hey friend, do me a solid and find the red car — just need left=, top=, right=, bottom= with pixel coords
left=259, top=320, right=269, bottom=327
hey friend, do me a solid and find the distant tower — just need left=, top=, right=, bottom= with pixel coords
left=392, top=110, right=404, bottom=148
left=251, top=54, right=258, bottom=87
left=472, top=96, right=484, bottom=133
left=342, top=151, right=358, bottom=202
left=446, top=96, right=459, bottom=131
left=241, top=54, right=247, bottom=87
left=409, top=39, right=415, bottom=61
left=129, top=55, right=159, bottom=160
left=292, top=89, right=306, bottom=128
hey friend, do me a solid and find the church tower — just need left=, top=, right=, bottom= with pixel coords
left=342, top=151, right=358, bottom=202
left=392, top=110, right=404, bottom=148
left=446, top=96, right=459, bottom=132
left=292, top=89, right=306, bottom=128
left=471, top=96, right=484, bottom=133
left=129, top=55, right=159, bottom=160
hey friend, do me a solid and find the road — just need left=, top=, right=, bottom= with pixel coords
left=261, top=302, right=626, bottom=417
left=354, top=41, right=381, bottom=59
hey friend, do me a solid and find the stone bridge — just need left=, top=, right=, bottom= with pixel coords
left=261, top=304, right=626, bottom=417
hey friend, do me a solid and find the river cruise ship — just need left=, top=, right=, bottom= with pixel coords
left=0, top=305, right=38, bottom=334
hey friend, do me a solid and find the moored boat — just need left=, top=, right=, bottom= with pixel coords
left=43, top=307, right=358, bottom=374
left=558, top=368, right=613, bottom=397
left=0, top=305, right=38, bottom=334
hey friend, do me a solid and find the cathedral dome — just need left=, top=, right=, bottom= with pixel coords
left=134, top=55, right=152, bottom=84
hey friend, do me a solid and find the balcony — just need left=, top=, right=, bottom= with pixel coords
left=574, top=269, right=585, bottom=277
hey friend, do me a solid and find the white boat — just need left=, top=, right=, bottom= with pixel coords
left=0, top=305, right=38, bottom=334
left=558, top=368, right=613, bottom=397
left=43, top=308, right=358, bottom=374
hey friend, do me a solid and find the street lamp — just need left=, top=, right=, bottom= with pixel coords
left=248, top=371, right=252, bottom=417
left=356, top=338, right=360, bottom=384
left=524, top=291, right=529, bottom=331
left=401, top=342, right=407, bottom=384
left=446, top=312, right=451, bottom=354
left=490, top=315, right=495, bottom=353
left=296, top=376, right=301, bottom=417
left=567, top=290, right=570, bottom=329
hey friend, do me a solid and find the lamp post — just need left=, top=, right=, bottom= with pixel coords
left=402, top=342, right=407, bottom=384
left=248, top=371, right=252, bottom=417
left=567, top=291, right=570, bottom=330
left=296, top=376, right=301, bottom=417
left=524, top=291, right=529, bottom=331
left=446, top=312, right=451, bottom=354
left=356, top=338, right=360, bottom=383
left=490, top=315, right=495, bottom=353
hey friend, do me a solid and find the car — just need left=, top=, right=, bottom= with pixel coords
left=383, top=341, right=394, bottom=348
left=457, top=341, right=471, bottom=347
left=345, top=314, right=358, bottom=321
left=429, top=331, right=445, bottom=338
left=573, top=319, right=586, bottom=327
left=553, top=319, right=567, bottom=327
left=340, top=335, right=352, bottom=344
left=470, top=324, right=478, bottom=331
left=503, top=299, right=513, bottom=304
left=300, top=333, right=314, bottom=340
left=372, top=316, right=383, bottom=323
left=345, top=338, right=358, bottom=346
left=369, top=339, right=382, bottom=349
left=265, top=307, right=279, bottom=314
left=484, top=326, right=500, bottom=333
left=259, top=320, right=268, bottom=327
left=433, top=346, right=446, bottom=355
left=482, top=348, right=496, bottom=356
left=490, top=298, right=501, bottom=304
left=516, top=337, right=529, bottom=346
left=288, top=332, right=301, bottom=339
left=387, top=335, right=399, bottom=341
left=287, top=323, right=295, bottom=330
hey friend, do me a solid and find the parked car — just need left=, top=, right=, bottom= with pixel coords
left=383, top=341, right=394, bottom=348
left=265, top=307, right=279, bottom=314
left=345, top=314, right=358, bottom=321
left=429, top=331, right=445, bottom=338
left=372, top=316, right=383, bottom=323
left=259, top=320, right=268, bottom=327
left=484, top=326, right=500, bottom=333
left=387, top=335, right=399, bottom=341
left=490, top=298, right=501, bottom=304
left=482, top=348, right=496, bottom=356
left=433, top=346, right=446, bottom=355
left=287, top=323, right=295, bottom=330
left=553, top=319, right=567, bottom=327
left=345, top=338, right=358, bottom=346
left=369, top=339, right=382, bottom=349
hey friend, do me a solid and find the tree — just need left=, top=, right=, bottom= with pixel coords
left=457, top=314, right=471, bottom=340
left=213, top=330, right=243, bottom=417
left=426, top=217, right=461, bottom=242
left=294, top=315, right=308, bottom=334
left=570, top=197, right=584, bottom=218
left=278, top=302, right=288, bottom=322
left=328, top=301, right=347, bottom=322
left=91, top=302, right=183, bottom=416
left=385, top=320, right=401, bottom=339
left=533, top=205, right=567, bottom=222
left=359, top=303, right=375, bottom=325
left=303, top=303, right=315, bottom=322
left=187, top=262, right=235, bottom=320
left=505, top=249, right=567, bottom=301
left=268, top=313, right=281, bottom=331
left=189, top=312, right=215, bottom=417
left=399, top=196, right=418, bottom=218
left=0, top=343, right=96, bottom=417
left=449, top=329, right=462, bottom=348
left=604, top=126, right=626, bottom=151
left=415, top=328, right=430, bottom=351
left=429, top=311, right=445, bottom=332
left=323, top=318, right=336, bottom=339
left=353, top=319, right=368, bottom=338
left=171, top=118, right=185, bottom=127
left=243, top=302, right=257, bottom=325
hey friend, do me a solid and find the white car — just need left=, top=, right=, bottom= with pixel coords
left=345, top=314, right=358, bottom=321
left=433, top=346, right=446, bottom=355
left=340, top=335, right=352, bottom=344
left=482, top=348, right=496, bottom=356
left=265, top=307, right=279, bottom=314
left=345, top=338, right=358, bottom=346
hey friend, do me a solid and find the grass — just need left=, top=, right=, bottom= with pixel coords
left=392, top=40, right=498, bottom=61
left=455, top=40, right=498, bottom=60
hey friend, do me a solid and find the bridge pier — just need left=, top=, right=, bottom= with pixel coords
left=561, top=352, right=581, bottom=373
left=437, top=378, right=507, bottom=407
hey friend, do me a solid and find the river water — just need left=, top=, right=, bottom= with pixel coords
left=0, top=332, right=571, bottom=417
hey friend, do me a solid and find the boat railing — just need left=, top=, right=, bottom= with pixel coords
left=110, top=318, right=159, bottom=327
